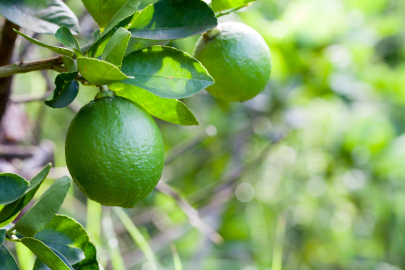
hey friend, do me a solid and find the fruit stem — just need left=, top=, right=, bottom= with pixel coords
left=99, top=85, right=109, bottom=92
left=203, top=27, right=221, bottom=40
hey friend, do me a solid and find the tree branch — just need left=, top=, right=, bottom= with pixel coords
left=0, top=56, right=65, bottom=79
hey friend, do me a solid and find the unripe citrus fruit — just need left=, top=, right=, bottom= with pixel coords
left=193, top=22, right=271, bottom=102
left=65, top=91, right=164, bottom=208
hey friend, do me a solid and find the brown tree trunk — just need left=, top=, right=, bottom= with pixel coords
left=0, top=20, right=20, bottom=130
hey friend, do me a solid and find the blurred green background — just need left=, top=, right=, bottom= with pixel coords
left=2, top=0, right=405, bottom=269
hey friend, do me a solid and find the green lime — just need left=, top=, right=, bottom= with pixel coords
left=65, top=91, right=165, bottom=208
left=193, top=22, right=272, bottom=102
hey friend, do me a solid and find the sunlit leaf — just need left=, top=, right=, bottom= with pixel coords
left=111, top=83, right=199, bottom=125
left=211, top=0, right=256, bottom=13
left=77, top=58, right=133, bottom=85
left=72, top=242, right=99, bottom=270
left=87, top=16, right=133, bottom=58
left=125, top=38, right=169, bottom=55
left=102, top=28, right=131, bottom=68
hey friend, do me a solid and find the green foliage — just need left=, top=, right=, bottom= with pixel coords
left=0, top=245, right=19, bottom=270
left=111, top=83, right=199, bottom=125
left=0, top=173, right=29, bottom=205
left=33, top=215, right=89, bottom=264
left=128, top=0, right=217, bottom=40
left=0, top=164, right=51, bottom=225
left=72, top=242, right=99, bottom=270
left=125, top=38, right=169, bottom=55
left=120, top=46, right=214, bottom=99
left=77, top=58, right=132, bottom=85
left=0, top=165, right=98, bottom=269
left=87, top=16, right=133, bottom=58
left=212, top=0, right=256, bottom=13
left=55, top=26, right=82, bottom=56
left=0, top=0, right=79, bottom=34
left=14, top=30, right=74, bottom=57
left=22, top=238, right=73, bottom=270
left=82, top=0, right=141, bottom=33
left=45, top=72, right=79, bottom=108
left=3, top=0, right=225, bottom=125
left=62, top=57, right=77, bottom=73
left=102, top=28, right=131, bottom=68
left=15, top=176, right=72, bottom=237
left=0, top=229, right=5, bottom=245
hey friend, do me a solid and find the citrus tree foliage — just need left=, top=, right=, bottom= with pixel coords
left=0, top=0, right=249, bottom=126
left=0, top=165, right=99, bottom=270
left=0, top=0, right=256, bottom=269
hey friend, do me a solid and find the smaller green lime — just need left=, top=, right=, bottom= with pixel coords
left=193, top=22, right=272, bottom=102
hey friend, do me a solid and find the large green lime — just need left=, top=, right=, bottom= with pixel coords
left=193, top=22, right=272, bottom=102
left=65, top=91, right=165, bottom=208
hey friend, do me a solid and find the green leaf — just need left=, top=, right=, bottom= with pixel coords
left=212, top=0, right=255, bottom=13
left=0, top=0, right=79, bottom=34
left=15, top=176, right=72, bottom=237
left=0, top=229, right=6, bottom=245
left=32, top=241, right=99, bottom=270
left=0, top=173, right=29, bottom=205
left=0, top=164, right=51, bottom=225
left=33, top=215, right=89, bottom=265
left=44, top=72, right=79, bottom=108
left=55, top=26, right=82, bottom=56
left=72, top=242, right=99, bottom=270
left=111, top=83, right=199, bottom=126
left=120, top=46, right=214, bottom=99
left=22, top=238, right=73, bottom=270
left=128, top=0, right=217, bottom=40
left=55, top=26, right=80, bottom=50
left=14, top=30, right=74, bottom=57
left=62, top=56, right=77, bottom=73
left=82, top=0, right=141, bottom=33
left=88, top=16, right=134, bottom=58
left=102, top=28, right=131, bottom=68
left=0, top=245, right=19, bottom=270
left=125, top=38, right=169, bottom=55
left=77, top=58, right=133, bottom=85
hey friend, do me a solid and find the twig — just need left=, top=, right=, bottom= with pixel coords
left=156, top=181, right=224, bottom=244
left=10, top=91, right=53, bottom=103
left=0, top=56, right=65, bottom=79
left=0, top=145, right=36, bottom=159
left=215, top=4, right=251, bottom=17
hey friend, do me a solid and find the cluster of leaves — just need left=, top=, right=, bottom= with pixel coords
left=0, top=164, right=99, bottom=270
left=0, top=0, right=256, bottom=126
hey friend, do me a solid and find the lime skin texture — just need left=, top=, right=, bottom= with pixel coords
left=194, top=22, right=272, bottom=102
left=65, top=92, right=165, bottom=208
